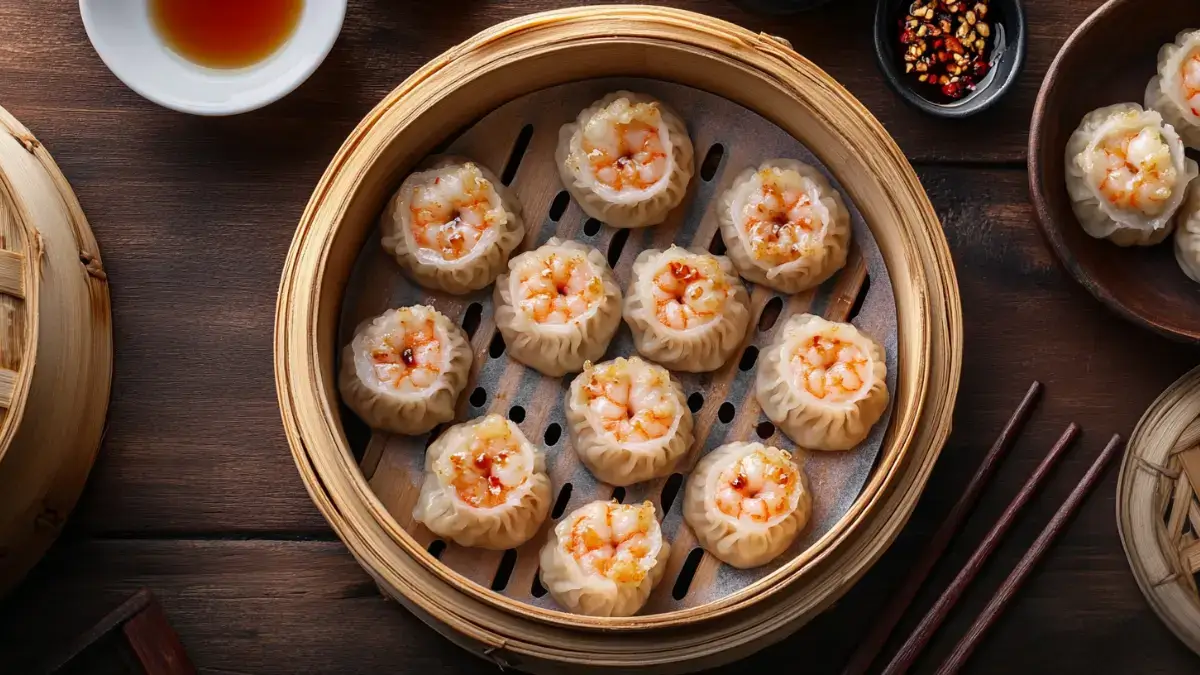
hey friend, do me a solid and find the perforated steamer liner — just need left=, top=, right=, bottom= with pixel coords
left=343, top=77, right=898, bottom=615
left=275, top=7, right=961, bottom=673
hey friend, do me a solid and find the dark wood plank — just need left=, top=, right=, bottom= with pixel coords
left=0, top=527, right=1194, bottom=674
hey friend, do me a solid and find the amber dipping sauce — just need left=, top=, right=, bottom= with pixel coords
left=151, top=0, right=303, bottom=69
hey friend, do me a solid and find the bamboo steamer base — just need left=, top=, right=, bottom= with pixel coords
left=0, top=104, right=113, bottom=594
left=1118, top=365, right=1200, bottom=655
left=275, top=7, right=962, bottom=672
left=344, top=77, right=899, bottom=614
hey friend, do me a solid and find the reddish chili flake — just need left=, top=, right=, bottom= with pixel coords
left=473, top=451, right=492, bottom=472
left=667, top=261, right=701, bottom=284
left=731, top=473, right=748, bottom=490
left=401, top=347, right=415, bottom=366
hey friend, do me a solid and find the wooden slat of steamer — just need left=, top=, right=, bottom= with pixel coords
left=0, top=195, right=25, bottom=414
left=0, top=249, right=23, bottom=298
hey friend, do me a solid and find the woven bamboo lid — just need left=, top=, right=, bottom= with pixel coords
left=1118, top=365, right=1200, bottom=655
left=0, top=104, right=113, bottom=594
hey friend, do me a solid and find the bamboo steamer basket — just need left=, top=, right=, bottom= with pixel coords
left=1118, top=365, right=1200, bottom=656
left=275, top=6, right=961, bottom=672
left=0, top=104, right=113, bottom=595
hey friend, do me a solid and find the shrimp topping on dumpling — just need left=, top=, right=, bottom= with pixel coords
left=413, top=415, right=551, bottom=550
left=338, top=305, right=471, bottom=436
left=623, top=246, right=751, bottom=373
left=557, top=91, right=695, bottom=229
left=381, top=157, right=524, bottom=294
left=566, top=357, right=694, bottom=486
left=684, top=442, right=811, bottom=569
left=756, top=314, right=889, bottom=452
left=718, top=159, right=852, bottom=293
left=1146, top=30, right=1200, bottom=150
left=539, top=500, right=671, bottom=617
left=495, top=238, right=622, bottom=376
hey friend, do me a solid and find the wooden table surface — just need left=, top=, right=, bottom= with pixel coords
left=1, top=0, right=1197, bottom=672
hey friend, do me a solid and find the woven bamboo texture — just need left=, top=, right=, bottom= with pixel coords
left=275, top=6, right=962, bottom=673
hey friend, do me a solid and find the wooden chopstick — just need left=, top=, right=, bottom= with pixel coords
left=842, top=381, right=1043, bottom=675
left=880, top=422, right=1081, bottom=675
left=933, top=433, right=1125, bottom=675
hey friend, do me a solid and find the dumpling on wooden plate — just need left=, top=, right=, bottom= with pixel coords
left=338, top=305, right=471, bottom=435
left=718, top=159, right=851, bottom=294
left=556, top=91, right=694, bottom=229
left=539, top=500, right=670, bottom=617
left=683, top=442, right=811, bottom=569
left=494, top=238, right=622, bottom=376
left=380, top=156, right=524, bottom=294
left=756, top=313, right=888, bottom=452
left=1145, top=29, right=1200, bottom=150
left=623, top=246, right=751, bottom=373
left=413, top=414, right=552, bottom=550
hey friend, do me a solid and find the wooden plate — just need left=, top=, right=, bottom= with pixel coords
left=1029, top=0, right=1200, bottom=344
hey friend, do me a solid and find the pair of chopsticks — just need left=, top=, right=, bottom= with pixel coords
left=843, top=382, right=1124, bottom=675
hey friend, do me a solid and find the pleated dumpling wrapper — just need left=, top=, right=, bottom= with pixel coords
left=494, top=238, right=622, bottom=377
left=683, top=442, right=812, bottom=569
left=380, top=157, right=525, bottom=294
left=556, top=91, right=694, bottom=229
left=1065, top=103, right=1197, bottom=246
left=1175, top=180, right=1200, bottom=283
left=413, top=415, right=552, bottom=550
left=1145, top=29, right=1200, bottom=150
left=756, top=314, right=889, bottom=452
left=566, top=356, right=694, bottom=486
left=338, top=305, right=471, bottom=435
left=539, top=500, right=670, bottom=617
left=718, top=159, right=851, bottom=293
left=623, top=246, right=751, bottom=373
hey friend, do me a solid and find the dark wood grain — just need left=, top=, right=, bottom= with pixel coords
left=1029, top=0, right=1200, bottom=344
left=0, top=0, right=1198, bottom=673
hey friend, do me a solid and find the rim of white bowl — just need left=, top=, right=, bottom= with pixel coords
left=78, top=0, right=347, bottom=116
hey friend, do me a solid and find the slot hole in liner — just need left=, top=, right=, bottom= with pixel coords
left=708, top=229, right=726, bottom=256
left=584, top=217, right=602, bottom=236
left=549, top=190, right=570, bottom=222
left=756, top=420, right=776, bottom=440
left=848, top=272, right=872, bottom=321
left=758, top=296, right=784, bottom=332
left=700, top=143, right=725, bottom=181
left=509, top=405, right=526, bottom=423
left=500, top=124, right=534, bottom=185
left=607, top=228, right=630, bottom=268
left=461, top=302, right=483, bottom=339
left=738, top=345, right=759, bottom=372
left=531, top=571, right=548, bottom=598
left=544, top=422, right=562, bottom=446
left=470, top=387, right=487, bottom=408
left=491, top=549, right=518, bottom=591
left=427, top=540, right=447, bottom=559
left=718, top=402, right=735, bottom=424
left=672, top=547, right=706, bottom=599
left=551, top=483, right=573, bottom=519
left=687, top=392, right=704, bottom=413
left=611, top=486, right=626, bottom=503
left=660, top=473, right=684, bottom=513
left=489, top=332, right=506, bottom=358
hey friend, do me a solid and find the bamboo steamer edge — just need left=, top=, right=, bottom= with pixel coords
left=1117, top=365, right=1200, bottom=656
left=274, top=6, right=962, bottom=672
left=0, top=104, right=113, bottom=595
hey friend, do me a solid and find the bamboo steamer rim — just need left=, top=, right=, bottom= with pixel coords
left=275, top=3, right=961, bottom=647
left=1117, top=365, right=1200, bottom=656
left=0, top=103, right=113, bottom=595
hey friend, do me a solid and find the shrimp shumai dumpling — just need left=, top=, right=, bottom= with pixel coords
left=338, top=305, right=471, bottom=435
left=1175, top=181, right=1200, bottom=283
left=718, top=159, right=852, bottom=294
left=494, top=238, right=623, bottom=376
left=556, top=91, right=695, bottom=229
left=380, top=157, right=525, bottom=294
left=623, top=246, right=751, bottom=373
left=566, top=357, right=694, bottom=486
left=539, top=500, right=670, bottom=617
left=1065, top=103, right=1197, bottom=247
left=756, top=314, right=888, bottom=452
left=413, top=414, right=552, bottom=550
left=1145, top=30, right=1200, bottom=150
left=683, top=442, right=812, bottom=569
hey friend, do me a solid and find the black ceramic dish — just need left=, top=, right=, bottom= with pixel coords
left=873, top=0, right=1026, bottom=118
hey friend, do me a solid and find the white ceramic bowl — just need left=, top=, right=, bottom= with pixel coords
left=79, top=0, right=346, bottom=116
